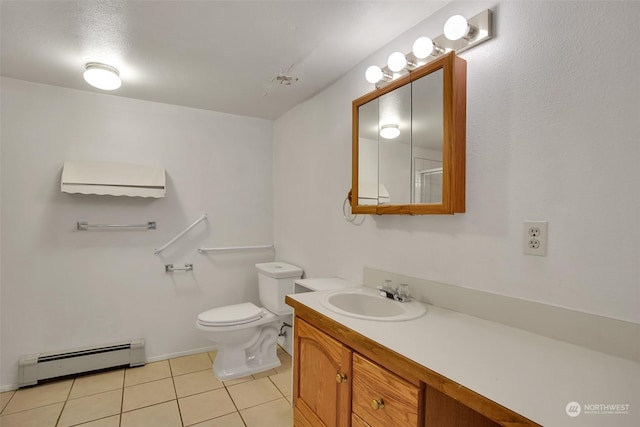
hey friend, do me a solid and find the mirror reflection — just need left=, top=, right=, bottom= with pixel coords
left=378, top=83, right=412, bottom=205
left=412, top=69, right=443, bottom=204
left=357, top=70, right=443, bottom=206
left=357, top=99, right=380, bottom=206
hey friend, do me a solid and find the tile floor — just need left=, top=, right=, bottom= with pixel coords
left=0, top=347, right=293, bottom=427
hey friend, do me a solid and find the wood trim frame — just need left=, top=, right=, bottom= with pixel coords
left=351, top=52, right=466, bottom=215
left=286, top=295, right=541, bottom=427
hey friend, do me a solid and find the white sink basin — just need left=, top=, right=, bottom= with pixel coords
left=321, top=288, right=427, bottom=321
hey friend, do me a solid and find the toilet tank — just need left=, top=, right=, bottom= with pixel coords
left=255, top=262, right=303, bottom=315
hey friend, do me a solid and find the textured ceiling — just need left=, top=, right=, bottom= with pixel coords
left=1, top=0, right=448, bottom=119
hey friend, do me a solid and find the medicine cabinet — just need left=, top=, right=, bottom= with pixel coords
left=351, top=52, right=466, bottom=215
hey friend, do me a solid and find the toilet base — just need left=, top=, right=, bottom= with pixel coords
left=213, top=352, right=281, bottom=381
left=210, top=324, right=282, bottom=381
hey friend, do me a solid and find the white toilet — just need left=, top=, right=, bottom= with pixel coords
left=196, top=261, right=303, bottom=380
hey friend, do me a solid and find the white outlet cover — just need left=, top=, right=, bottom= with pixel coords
left=523, top=221, right=548, bottom=256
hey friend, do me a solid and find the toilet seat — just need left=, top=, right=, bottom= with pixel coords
left=197, top=302, right=264, bottom=327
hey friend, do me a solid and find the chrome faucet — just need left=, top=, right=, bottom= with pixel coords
left=377, top=282, right=412, bottom=303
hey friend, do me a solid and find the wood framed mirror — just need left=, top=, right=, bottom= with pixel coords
left=351, top=52, right=466, bottom=215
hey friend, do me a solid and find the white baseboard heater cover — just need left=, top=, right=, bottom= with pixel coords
left=18, top=339, right=145, bottom=387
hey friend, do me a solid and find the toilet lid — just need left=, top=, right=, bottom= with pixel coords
left=197, top=302, right=264, bottom=326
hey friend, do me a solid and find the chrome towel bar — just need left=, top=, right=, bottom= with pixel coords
left=77, top=221, right=156, bottom=230
left=165, top=264, right=193, bottom=273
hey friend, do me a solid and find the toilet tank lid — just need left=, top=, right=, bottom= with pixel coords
left=255, top=262, right=303, bottom=279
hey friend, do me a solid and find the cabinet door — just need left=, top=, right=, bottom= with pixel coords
left=352, top=353, right=422, bottom=427
left=294, top=318, right=352, bottom=427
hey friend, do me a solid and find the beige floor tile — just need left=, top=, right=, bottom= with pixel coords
left=121, top=400, right=182, bottom=427
left=0, top=390, right=15, bottom=413
left=173, top=369, right=224, bottom=398
left=69, top=369, right=124, bottom=399
left=269, top=371, right=292, bottom=397
left=191, top=412, right=245, bottom=427
left=222, top=375, right=253, bottom=387
left=178, top=388, right=236, bottom=426
left=208, top=350, right=218, bottom=361
left=169, top=353, right=212, bottom=376
left=3, top=379, right=72, bottom=414
left=124, top=360, right=171, bottom=387
left=58, top=389, right=121, bottom=427
left=251, top=368, right=277, bottom=379
left=227, top=377, right=282, bottom=410
left=240, top=398, right=293, bottom=427
left=76, top=415, right=120, bottom=426
left=0, top=402, right=63, bottom=427
left=274, top=353, right=292, bottom=374
left=122, top=378, right=176, bottom=412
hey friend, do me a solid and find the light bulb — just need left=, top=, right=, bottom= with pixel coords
left=379, top=124, right=400, bottom=139
left=444, top=15, right=470, bottom=41
left=83, top=62, right=121, bottom=90
left=387, top=52, right=407, bottom=72
left=412, top=37, right=434, bottom=59
left=365, top=65, right=383, bottom=84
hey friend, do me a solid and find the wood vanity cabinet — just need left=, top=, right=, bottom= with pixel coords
left=288, top=301, right=541, bottom=427
left=294, top=318, right=352, bottom=427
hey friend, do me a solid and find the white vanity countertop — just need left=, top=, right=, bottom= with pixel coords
left=288, top=287, right=640, bottom=427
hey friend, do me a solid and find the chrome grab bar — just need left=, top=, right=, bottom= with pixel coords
left=198, top=244, right=274, bottom=253
left=155, top=213, right=207, bottom=255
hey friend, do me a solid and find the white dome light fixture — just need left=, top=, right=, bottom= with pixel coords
left=412, top=37, right=435, bottom=59
left=362, top=10, right=492, bottom=87
left=83, top=62, right=121, bottom=90
left=379, top=124, right=400, bottom=140
left=365, top=65, right=384, bottom=84
left=444, top=15, right=476, bottom=41
left=387, top=52, right=407, bottom=72
left=412, top=36, right=445, bottom=60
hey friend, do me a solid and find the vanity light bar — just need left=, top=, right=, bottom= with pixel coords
left=366, top=9, right=492, bottom=88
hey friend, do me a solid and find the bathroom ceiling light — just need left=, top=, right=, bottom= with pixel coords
left=444, top=15, right=477, bottom=41
left=387, top=52, right=407, bottom=73
left=364, top=9, right=492, bottom=88
left=379, top=124, right=400, bottom=139
left=83, top=62, right=121, bottom=90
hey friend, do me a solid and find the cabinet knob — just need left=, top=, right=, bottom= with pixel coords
left=371, top=398, right=385, bottom=410
left=335, top=373, right=347, bottom=383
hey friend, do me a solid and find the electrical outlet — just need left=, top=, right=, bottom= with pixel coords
left=523, top=221, right=548, bottom=256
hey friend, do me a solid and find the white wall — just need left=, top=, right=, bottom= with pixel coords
left=274, top=1, right=640, bottom=323
left=1, top=78, right=274, bottom=388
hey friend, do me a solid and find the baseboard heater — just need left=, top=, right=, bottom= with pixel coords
left=18, top=339, right=145, bottom=387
